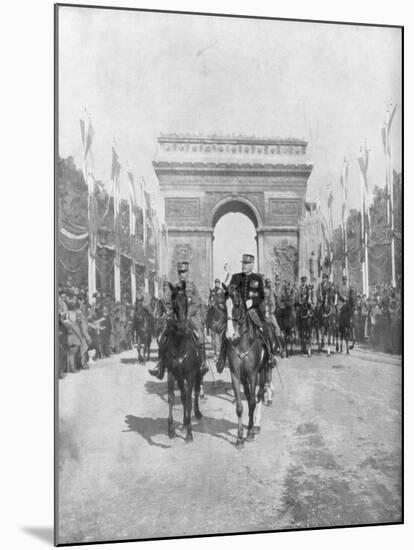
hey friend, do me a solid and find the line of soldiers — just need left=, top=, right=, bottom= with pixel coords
left=59, top=258, right=401, bottom=380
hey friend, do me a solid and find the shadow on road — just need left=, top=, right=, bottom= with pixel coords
left=120, top=357, right=138, bottom=364
left=202, top=380, right=235, bottom=402
left=124, top=413, right=239, bottom=447
left=144, top=379, right=236, bottom=404
left=124, top=415, right=173, bottom=448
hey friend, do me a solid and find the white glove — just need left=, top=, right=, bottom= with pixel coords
left=245, top=299, right=253, bottom=309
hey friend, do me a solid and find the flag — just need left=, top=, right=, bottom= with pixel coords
left=358, top=144, right=370, bottom=236
left=126, top=165, right=137, bottom=237
left=80, top=109, right=95, bottom=195
left=111, top=142, right=122, bottom=267
left=340, top=157, right=348, bottom=230
left=382, top=103, right=398, bottom=227
left=111, top=144, right=121, bottom=218
left=84, top=119, right=94, bottom=160
left=327, top=181, right=333, bottom=210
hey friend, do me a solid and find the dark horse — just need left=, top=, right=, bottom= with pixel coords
left=165, top=282, right=203, bottom=443
left=133, top=300, right=152, bottom=363
left=317, top=285, right=338, bottom=357
left=296, top=290, right=314, bottom=357
left=206, top=290, right=226, bottom=361
left=224, top=284, right=269, bottom=448
left=338, top=300, right=355, bottom=354
left=150, top=296, right=167, bottom=345
left=276, top=289, right=296, bottom=358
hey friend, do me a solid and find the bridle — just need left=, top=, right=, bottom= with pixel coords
left=226, top=292, right=259, bottom=360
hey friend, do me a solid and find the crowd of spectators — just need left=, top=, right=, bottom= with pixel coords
left=57, top=277, right=402, bottom=379
left=58, top=278, right=136, bottom=378
left=354, top=284, right=402, bottom=355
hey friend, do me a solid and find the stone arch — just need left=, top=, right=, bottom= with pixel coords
left=209, top=195, right=263, bottom=230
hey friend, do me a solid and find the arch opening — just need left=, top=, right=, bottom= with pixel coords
left=213, top=201, right=258, bottom=281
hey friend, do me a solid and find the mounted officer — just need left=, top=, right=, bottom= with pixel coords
left=149, top=261, right=208, bottom=380
left=263, top=277, right=282, bottom=341
left=298, top=275, right=310, bottom=306
left=216, top=253, right=277, bottom=373
left=336, top=275, right=354, bottom=311
left=316, top=272, right=332, bottom=306
left=209, top=278, right=226, bottom=306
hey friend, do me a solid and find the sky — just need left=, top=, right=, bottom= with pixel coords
left=214, top=213, right=257, bottom=278
left=58, top=6, right=402, bottom=229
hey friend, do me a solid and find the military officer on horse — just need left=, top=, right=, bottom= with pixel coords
left=216, top=254, right=277, bottom=373
left=149, top=261, right=209, bottom=380
left=316, top=272, right=332, bottom=305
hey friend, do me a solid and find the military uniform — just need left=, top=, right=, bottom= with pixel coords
left=336, top=280, right=353, bottom=311
left=316, top=274, right=332, bottom=305
left=149, top=262, right=208, bottom=380
left=217, top=254, right=276, bottom=373
left=173, top=277, right=204, bottom=344
left=298, top=277, right=310, bottom=306
left=228, top=271, right=264, bottom=311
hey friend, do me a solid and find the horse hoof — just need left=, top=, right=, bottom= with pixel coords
left=195, top=411, right=203, bottom=420
left=168, top=429, right=176, bottom=439
left=185, top=433, right=194, bottom=443
left=236, top=438, right=245, bottom=449
left=246, top=431, right=255, bottom=442
left=252, top=426, right=261, bottom=434
left=267, top=400, right=273, bottom=406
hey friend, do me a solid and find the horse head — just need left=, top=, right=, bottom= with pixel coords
left=168, top=281, right=188, bottom=326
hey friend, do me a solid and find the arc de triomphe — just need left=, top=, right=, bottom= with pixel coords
left=153, top=134, right=313, bottom=291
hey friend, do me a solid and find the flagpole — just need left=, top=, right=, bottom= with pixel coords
left=126, top=165, right=137, bottom=303
left=359, top=162, right=366, bottom=296
left=129, top=197, right=137, bottom=303
left=388, top=106, right=396, bottom=288
left=111, top=142, right=121, bottom=303
left=114, top=171, right=121, bottom=303
left=327, top=182, right=334, bottom=282
left=141, top=177, right=149, bottom=293
left=358, top=142, right=370, bottom=297
left=81, top=109, right=97, bottom=305
left=341, top=159, right=349, bottom=285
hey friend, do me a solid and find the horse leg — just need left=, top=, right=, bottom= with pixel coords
left=326, top=328, right=331, bottom=357
left=346, top=328, right=350, bottom=354
left=167, top=372, right=176, bottom=438
left=184, top=378, right=194, bottom=442
left=246, top=372, right=258, bottom=441
left=194, top=370, right=202, bottom=419
left=231, top=370, right=244, bottom=448
left=254, top=368, right=266, bottom=432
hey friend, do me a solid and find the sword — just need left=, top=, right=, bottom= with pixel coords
left=274, top=360, right=284, bottom=390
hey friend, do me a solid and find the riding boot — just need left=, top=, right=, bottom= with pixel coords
left=198, top=344, right=209, bottom=377
left=216, top=337, right=227, bottom=373
left=148, top=358, right=166, bottom=380
left=260, top=326, right=277, bottom=368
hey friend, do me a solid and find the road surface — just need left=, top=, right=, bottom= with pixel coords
left=57, top=344, right=402, bottom=544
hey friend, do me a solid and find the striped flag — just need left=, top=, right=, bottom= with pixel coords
left=126, top=164, right=137, bottom=237
left=111, top=142, right=122, bottom=269
left=382, top=103, right=397, bottom=225
left=340, top=158, right=349, bottom=276
left=80, top=109, right=95, bottom=194
left=111, top=143, right=121, bottom=220
left=340, top=157, right=349, bottom=230
left=358, top=144, right=370, bottom=236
